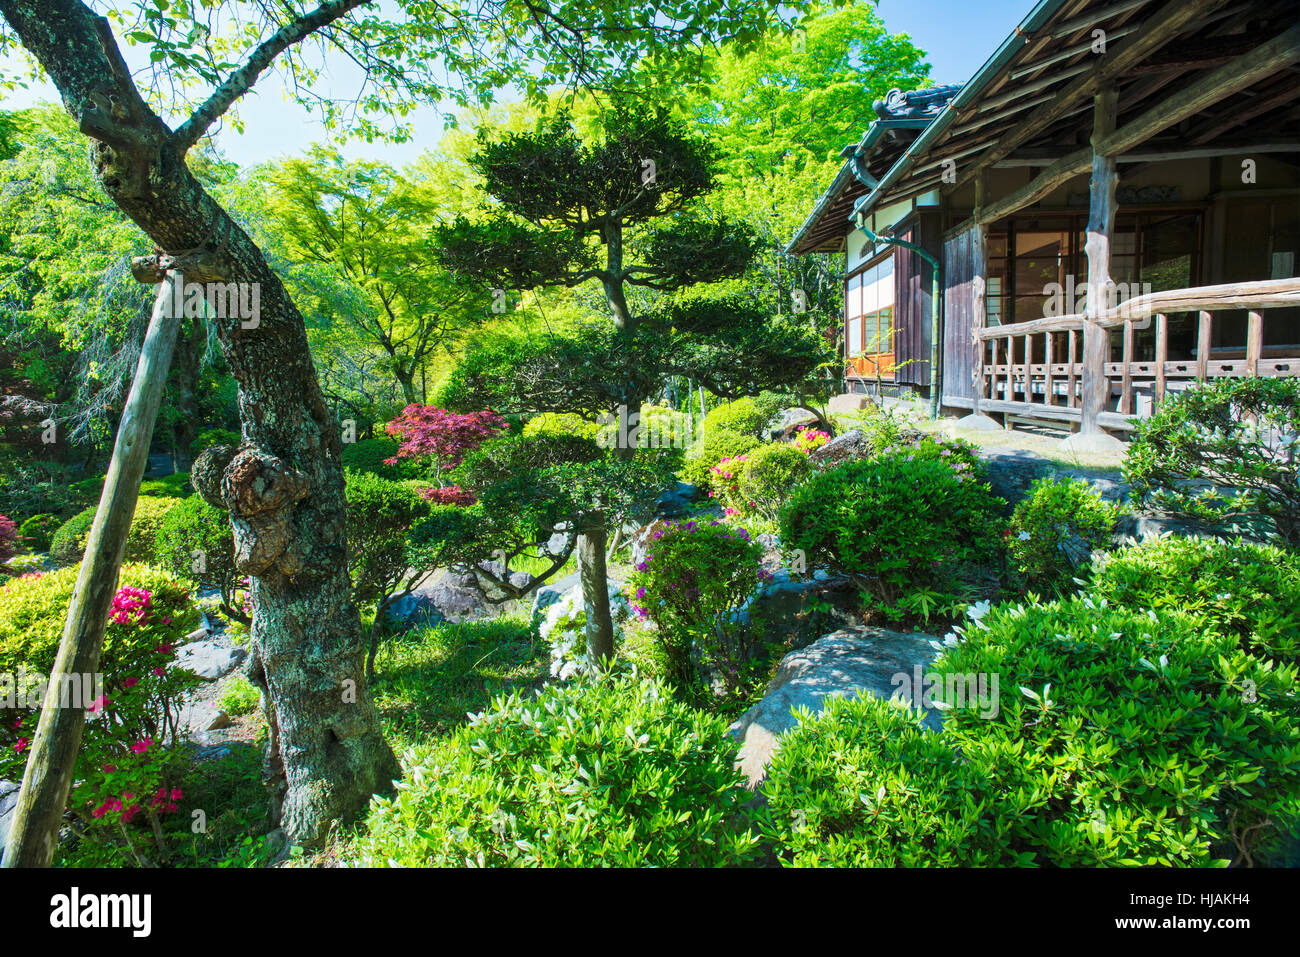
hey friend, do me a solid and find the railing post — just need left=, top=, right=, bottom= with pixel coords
left=1154, top=313, right=1168, bottom=407
left=1246, top=311, right=1263, bottom=377
left=1120, top=319, right=1134, bottom=414
left=1044, top=332, right=1054, bottom=408
left=1196, top=310, right=1212, bottom=382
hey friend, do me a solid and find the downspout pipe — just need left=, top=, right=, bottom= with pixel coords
left=853, top=222, right=943, bottom=420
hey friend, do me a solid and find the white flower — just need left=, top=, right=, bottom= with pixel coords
left=966, top=599, right=992, bottom=622
left=1017, top=531, right=1032, bottom=541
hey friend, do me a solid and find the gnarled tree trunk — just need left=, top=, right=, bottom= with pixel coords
left=0, top=0, right=399, bottom=851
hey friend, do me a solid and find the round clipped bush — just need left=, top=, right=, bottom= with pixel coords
left=522, top=411, right=599, bottom=443
left=17, top=513, right=60, bottom=552
left=154, top=495, right=246, bottom=624
left=762, top=597, right=1300, bottom=866
left=356, top=674, right=759, bottom=867
left=681, top=428, right=761, bottom=492
left=779, top=454, right=1003, bottom=609
left=1008, top=477, right=1122, bottom=595
left=1088, top=535, right=1300, bottom=665
left=341, top=436, right=427, bottom=481
left=49, top=497, right=180, bottom=567
left=703, top=397, right=765, bottom=438
left=734, top=442, right=811, bottom=526
left=189, top=427, right=240, bottom=463
left=138, top=472, right=193, bottom=498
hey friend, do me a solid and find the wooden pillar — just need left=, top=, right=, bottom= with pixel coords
left=1067, top=329, right=1078, bottom=408
left=1196, top=310, right=1212, bottom=382
left=1005, top=334, right=1015, bottom=405
left=1044, top=332, right=1054, bottom=407
left=1067, top=86, right=1124, bottom=451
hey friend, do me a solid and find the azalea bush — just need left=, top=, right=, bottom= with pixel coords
left=681, top=428, right=761, bottom=492
left=49, top=497, right=180, bottom=567
left=0, top=514, right=16, bottom=563
left=1124, top=377, right=1300, bottom=546
left=761, top=597, right=1300, bottom=866
left=539, top=582, right=633, bottom=681
left=1088, top=536, right=1300, bottom=665
left=703, top=396, right=766, bottom=438
left=17, top=512, right=60, bottom=552
left=1008, top=478, right=1122, bottom=596
left=779, top=454, right=1003, bottom=616
left=356, top=674, right=759, bottom=867
left=0, top=564, right=201, bottom=861
left=628, top=519, right=768, bottom=705
left=712, top=442, right=812, bottom=529
left=792, top=427, right=831, bottom=454
left=154, top=495, right=247, bottom=625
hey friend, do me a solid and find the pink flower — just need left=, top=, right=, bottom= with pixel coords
left=14, top=737, right=29, bottom=754
left=152, top=666, right=164, bottom=677
left=109, top=586, right=152, bottom=626
left=171, top=788, right=182, bottom=801
left=123, top=677, right=139, bottom=689
left=102, top=764, right=116, bottom=773
left=87, top=695, right=111, bottom=713
left=130, top=738, right=153, bottom=755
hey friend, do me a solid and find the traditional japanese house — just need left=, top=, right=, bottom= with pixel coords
left=789, top=0, right=1299, bottom=448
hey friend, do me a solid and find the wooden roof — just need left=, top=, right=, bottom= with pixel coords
left=789, top=0, right=1300, bottom=255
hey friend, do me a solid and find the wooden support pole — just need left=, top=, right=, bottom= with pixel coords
left=1120, top=319, right=1135, bottom=414
left=990, top=337, right=1000, bottom=399
left=1196, top=311, right=1213, bottom=382
left=1073, top=86, right=1121, bottom=450
left=1154, top=313, right=1169, bottom=406
left=1067, top=329, right=1078, bottom=409
left=1044, top=332, right=1054, bottom=407
left=1023, top=334, right=1032, bottom=402
left=1005, top=335, right=1015, bottom=405
left=1246, top=311, right=1263, bottom=377
left=3, top=273, right=184, bottom=867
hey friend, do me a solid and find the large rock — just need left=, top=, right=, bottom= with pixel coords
left=729, top=626, right=943, bottom=786
left=828, top=393, right=871, bottom=414
left=175, top=639, right=246, bottom=681
left=0, top=780, right=19, bottom=852
left=975, top=447, right=1054, bottom=508
left=654, top=481, right=703, bottom=519
left=767, top=407, right=820, bottom=442
left=807, top=428, right=872, bottom=469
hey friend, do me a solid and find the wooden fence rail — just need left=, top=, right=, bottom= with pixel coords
left=970, top=277, right=1300, bottom=432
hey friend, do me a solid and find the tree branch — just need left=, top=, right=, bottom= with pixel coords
left=170, top=0, right=372, bottom=153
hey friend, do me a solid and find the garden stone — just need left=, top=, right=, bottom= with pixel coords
left=176, top=639, right=246, bottom=681
left=654, top=481, right=702, bottom=518
left=1112, top=512, right=1215, bottom=544
left=0, top=780, right=19, bottom=851
left=531, top=571, right=583, bottom=618
left=975, top=447, right=1054, bottom=507
left=730, top=626, right=942, bottom=786
left=767, top=407, right=819, bottom=442
left=384, top=591, right=447, bottom=630
left=807, top=428, right=871, bottom=469
left=828, top=394, right=871, bottom=414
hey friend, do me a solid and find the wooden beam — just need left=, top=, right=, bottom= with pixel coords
left=1009, top=26, right=1140, bottom=80
left=1247, top=311, right=1263, bottom=376
left=1120, top=320, right=1135, bottom=413
left=976, top=61, right=1094, bottom=113
left=1196, top=311, right=1212, bottom=382
left=995, top=142, right=1300, bottom=166
left=1096, top=23, right=1300, bottom=158
left=1188, top=83, right=1300, bottom=146
left=1049, top=0, right=1153, bottom=39
left=950, top=0, right=1229, bottom=195
left=1154, top=313, right=1169, bottom=406
left=975, top=26, right=1300, bottom=224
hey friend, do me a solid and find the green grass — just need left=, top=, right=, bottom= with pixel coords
left=370, top=617, right=550, bottom=750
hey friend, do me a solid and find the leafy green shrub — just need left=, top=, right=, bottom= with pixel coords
left=18, top=512, right=60, bottom=552
left=762, top=597, right=1300, bottom=866
left=49, top=497, right=180, bottom=567
left=1008, top=478, right=1122, bottom=595
left=521, top=411, right=599, bottom=442
left=629, top=519, right=767, bottom=703
left=1089, top=536, right=1300, bottom=664
left=154, top=495, right=246, bottom=624
left=189, top=428, right=240, bottom=463
left=356, top=674, right=759, bottom=867
left=1124, top=377, right=1300, bottom=546
left=341, top=436, right=427, bottom=481
left=217, top=674, right=261, bottom=717
left=729, top=442, right=811, bottom=528
left=703, top=396, right=765, bottom=438
left=138, top=472, right=192, bottom=498
left=67, top=475, right=106, bottom=512
left=779, top=454, right=1003, bottom=612
left=681, top=428, right=761, bottom=491
left=0, top=564, right=201, bottom=857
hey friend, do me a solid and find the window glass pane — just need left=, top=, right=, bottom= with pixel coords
left=847, top=316, right=862, bottom=357
left=986, top=276, right=1003, bottom=326
left=868, top=255, right=895, bottom=310
left=846, top=272, right=862, bottom=318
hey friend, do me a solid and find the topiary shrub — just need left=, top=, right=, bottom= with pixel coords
left=1088, top=535, right=1300, bottom=665
left=681, top=428, right=761, bottom=492
left=1124, top=377, right=1300, bottom=546
left=153, top=495, right=247, bottom=625
left=1008, top=477, right=1122, bottom=596
left=189, top=428, right=240, bottom=463
left=522, top=411, right=599, bottom=443
left=17, top=513, right=60, bottom=552
left=779, top=454, right=1003, bottom=614
left=50, top=498, right=180, bottom=567
left=356, top=674, right=759, bottom=867
left=0, top=564, right=202, bottom=858
left=734, top=442, right=811, bottom=527
left=703, top=397, right=765, bottom=438
left=761, top=596, right=1300, bottom=866
left=341, top=436, right=427, bottom=481
left=138, top=472, right=192, bottom=498
left=629, top=519, right=768, bottom=704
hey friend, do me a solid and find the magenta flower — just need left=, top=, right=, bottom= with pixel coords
left=130, top=738, right=153, bottom=755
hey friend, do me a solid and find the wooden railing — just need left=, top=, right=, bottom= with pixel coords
left=973, top=277, right=1300, bottom=432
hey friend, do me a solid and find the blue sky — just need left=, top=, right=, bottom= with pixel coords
left=0, top=0, right=1034, bottom=166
